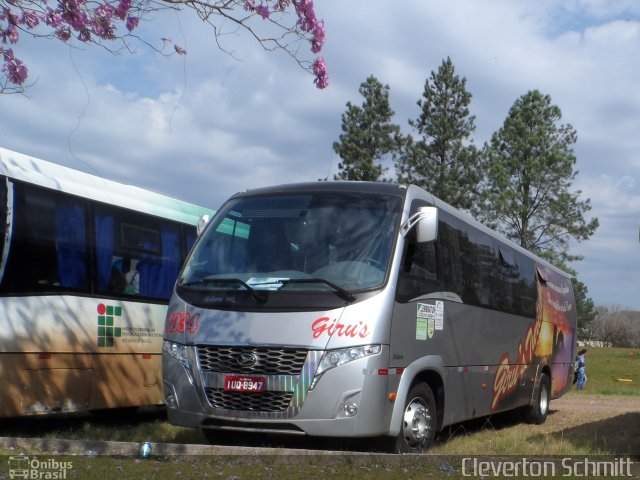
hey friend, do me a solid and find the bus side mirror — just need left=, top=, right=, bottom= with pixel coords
left=416, top=206, right=438, bottom=243
left=401, top=206, right=438, bottom=242
left=197, top=215, right=210, bottom=236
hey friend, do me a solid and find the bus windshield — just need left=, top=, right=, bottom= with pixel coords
left=178, top=191, right=402, bottom=297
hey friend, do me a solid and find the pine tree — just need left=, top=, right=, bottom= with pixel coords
left=395, top=57, right=480, bottom=209
left=333, top=76, right=401, bottom=181
left=478, top=90, right=599, bottom=266
left=572, top=277, right=597, bottom=336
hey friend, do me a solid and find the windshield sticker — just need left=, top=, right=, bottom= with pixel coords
left=435, top=301, right=444, bottom=330
left=428, top=318, right=435, bottom=338
left=416, top=318, right=427, bottom=340
left=417, top=302, right=443, bottom=340
left=311, top=316, right=370, bottom=339
left=246, top=277, right=289, bottom=290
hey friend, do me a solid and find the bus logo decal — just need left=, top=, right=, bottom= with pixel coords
left=491, top=310, right=542, bottom=410
left=311, top=316, right=370, bottom=339
left=236, top=353, right=259, bottom=368
left=97, top=303, right=123, bottom=348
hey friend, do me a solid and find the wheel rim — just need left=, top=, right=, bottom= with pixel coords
left=539, top=381, right=549, bottom=415
left=402, top=397, right=431, bottom=448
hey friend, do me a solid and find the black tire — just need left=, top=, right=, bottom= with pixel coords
left=391, top=383, right=437, bottom=453
left=524, top=373, right=550, bottom=425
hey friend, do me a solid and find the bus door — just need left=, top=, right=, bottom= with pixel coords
left=390, top=234, right=471, bottom=426
left=389, top=202, right=489, bottom=425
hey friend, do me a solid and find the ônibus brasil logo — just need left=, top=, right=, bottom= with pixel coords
left=97, top=303, right=122, bottom=348
left=8, top=456, right=73, bottom=479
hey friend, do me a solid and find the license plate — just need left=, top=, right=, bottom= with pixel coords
left=224, top=375, right=266, bottom=393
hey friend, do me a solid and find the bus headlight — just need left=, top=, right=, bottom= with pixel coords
left=163, top=341, right=194, bottom=384
left=310, top=345, right=381, bottom=390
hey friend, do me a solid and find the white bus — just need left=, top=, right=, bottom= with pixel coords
left=0, top=147, right=212, bottom=417
left=163, top=181, right=577, bottom=452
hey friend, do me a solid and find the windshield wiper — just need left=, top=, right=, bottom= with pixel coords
left=180, top=278, right=267, bottom=303
left=277, top=278, right=355, bottom=302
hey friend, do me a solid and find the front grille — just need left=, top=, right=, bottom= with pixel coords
left=197, top=346, right=308, bottom=375
left=205, top=388, right=293, bottom=412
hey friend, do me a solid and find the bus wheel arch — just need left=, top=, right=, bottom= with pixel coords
left=390, top=370, right=444, bottom=453
left=412, top=370, right=444, bottom=432
left=524, top=368, right=551, bottom=425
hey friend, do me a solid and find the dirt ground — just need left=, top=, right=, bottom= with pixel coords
left=544, top=394, right=640, bottom=455
left=551, top=394, right=640, bottom=423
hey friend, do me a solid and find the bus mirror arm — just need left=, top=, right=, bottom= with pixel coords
left=401, top=206, right=438, bottom=243
left=197, top=215, right=210, bottom=236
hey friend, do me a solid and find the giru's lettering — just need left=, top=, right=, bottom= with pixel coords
left=311, top=316, right=370, bottom=339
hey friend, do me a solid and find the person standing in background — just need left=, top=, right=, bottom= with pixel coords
left=576, top=349, right=587, bottom=391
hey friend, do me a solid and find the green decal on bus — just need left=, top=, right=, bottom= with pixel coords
left=97, top=303, right=122, bottom=347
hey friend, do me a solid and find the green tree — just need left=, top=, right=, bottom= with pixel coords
left=552, top=261, right=598, bottom=337
left=478, top=90, right=599, bottom=267
left=572, top=276, right=597, bottom=337
left=395, top=57, right=480, bottom=209
left=333, top=76, right=401, bottom=181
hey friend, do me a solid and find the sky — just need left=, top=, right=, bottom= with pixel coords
left=2, top=0, right=640, bottom=310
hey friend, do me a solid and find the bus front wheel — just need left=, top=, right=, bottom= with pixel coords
left=523, top=372, right=550, bottom=425
left=391, top=383, right=437, bottom=453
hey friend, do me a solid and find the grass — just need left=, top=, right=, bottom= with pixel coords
left=0, top=451, right=462, bottom=480
left=567, top=347, right=640, bottom=396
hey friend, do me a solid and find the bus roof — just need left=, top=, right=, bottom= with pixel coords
left=0, top=147, right=213, bottom=225
left=231, top=180, right=408, bottom=199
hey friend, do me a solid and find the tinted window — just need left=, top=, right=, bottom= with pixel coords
left=0, top=180, right=195, bottom=302
left=396, top=240, right=441, bottom=302
left=396, top=200, right=442, bottom=302
left=397, top=208, right=537, bottom=317
left=1, top=182, right=89, bottom=294
left=95, top=206, right=183, bottom=300
left=437, top=215, right=475, bottom=304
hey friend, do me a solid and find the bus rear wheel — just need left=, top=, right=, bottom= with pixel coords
left=391, top=383, right=437, bottom=453
left=523, top=372, right=550, bottom=425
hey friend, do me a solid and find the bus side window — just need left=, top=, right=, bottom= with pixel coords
left=396, top=240, right=441, bottom=302
left=95, top=210, right=118, bottom=295
left=95, top=208, right=182, bottom=301
left=55, top=199, right=88, bottom=289
left=435, top=214, right=482, bottom=305
left=0, top=182, right=89, bottom=294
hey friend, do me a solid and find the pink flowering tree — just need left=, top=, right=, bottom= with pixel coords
left=0, top=0, right=328, bottom=94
